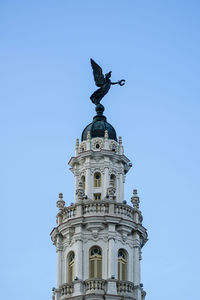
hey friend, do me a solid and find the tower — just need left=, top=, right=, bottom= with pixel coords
left=51, top=74, right=148, bottom=300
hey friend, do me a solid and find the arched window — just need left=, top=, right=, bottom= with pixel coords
left=118, top=249, right=127, bottom=281
left=81, top=175, right=85, bottom=190
left=68, top=251, right=75, bottom=283
left=89, top=246, right=102, bottom=278
left=94, top=172, right=101, bottom=187
left=110, top=174, right=116, bottom=187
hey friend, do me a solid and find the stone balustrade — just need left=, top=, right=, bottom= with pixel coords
left=60, top=282, right=74, bottom=296
left=85, top=279, right=106, bottom=294
left=63, top=206, right=76, bottom=220
left=83, top=201, right=109, bottom=215
left=61, top=200, right=141, bottom=224
left=117, top=280, right=134, bottom=294
left=57, top=280, right=136, bottom=298
left=114, top=203, right=134, bottom=218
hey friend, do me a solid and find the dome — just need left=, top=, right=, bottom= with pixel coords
left=81, top=104, right=117, bottom=142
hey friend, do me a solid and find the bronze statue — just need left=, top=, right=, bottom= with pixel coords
left=90, top=58, right=125, bottom=105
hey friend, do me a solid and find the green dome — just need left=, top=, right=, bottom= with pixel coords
left=81, top=104, right=117, bottom=142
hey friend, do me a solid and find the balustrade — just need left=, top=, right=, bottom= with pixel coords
left=114, top=203, right=134, bottom=219
left=83, top=201, right=109, bottom=215
left=62, top=201, right=139, bottom=223
left=63, top=206, right=76, bottom=220
left=117, top=280, right=134, bottom=294
left=85, top=279, right=106, bottom=293
left=60, top=283, right=74, bottom=296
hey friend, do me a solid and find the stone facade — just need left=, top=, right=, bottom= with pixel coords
left=51, top=131, right=148, bottom=300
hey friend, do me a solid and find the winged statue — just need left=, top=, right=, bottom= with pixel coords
left=90, top=58, right=125, bottom=105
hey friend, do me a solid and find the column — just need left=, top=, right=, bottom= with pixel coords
left=103, top=166, right=109, bottom=198
left=107, top=237, right=117, bottom=294
left=75, top=239, right=83, bottom=279
left=108, top=238, right=115, bottom=278
left=56, top=235, right=63, bottom=288
left=74, top=169, right=79, bottom=202
left=85, top=167, right=91, bottom=199
left=73, top=239, right=83, bottom=297
left=133, top=245, right=141, bottom=285
left=119, top=173, right=124, bottom=202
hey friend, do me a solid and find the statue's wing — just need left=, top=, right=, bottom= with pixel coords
left=90, top=59, right=105, bottom=87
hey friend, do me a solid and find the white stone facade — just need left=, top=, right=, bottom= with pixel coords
left=51, top=133, right=147, bottom=300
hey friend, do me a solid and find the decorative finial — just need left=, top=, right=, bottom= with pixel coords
left=87, top=131, right=91, bottom=141
left=107, top=180, right=116, bottom=201
left=56, top=193, right=65, bottom=210
left=76, top=181, right=85, bottom=202
left=119, top=136, right=122, bottom=145
left=90, top=58, right=125, bottom=106
left=131, top=189, right=140, bottom=209
left=104, top=130, right=109, bottom=139
left=75, top=138, right=79, bottom=156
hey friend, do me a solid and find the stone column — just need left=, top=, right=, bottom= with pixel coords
left=56, top=235, right=63, bottom=288
left=119, top=173, right=124, bottom=202
left=108, top=238, right=115, bottom=278
left=75, top=239, right=83, bottom=279
left=107, top=237, right=117, bottom=294
left=103, top=166, right=109, bottom=198
left=85, top=167, right=91, bottom=199
left=133, top=245, right=141, bottom=285
left=74, top=169, right=79, bottom=202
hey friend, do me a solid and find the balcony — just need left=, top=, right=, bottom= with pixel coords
left=61, top=200, right=142, bottom=224
left=85, top=279, right=106, bottom=294
left=60, top=282, right=74, bottom=297
left=57, top=279, right=138, bottom=299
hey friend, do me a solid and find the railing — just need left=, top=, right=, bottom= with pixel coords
left=60, top=282, right=74, bottom=296
left=85, top=279, right=106, bottom=293
left=61, top=200, right=140, bottom=224
left=117, top=280, right=134, bottom=294
left=83, top=201, right=109, bottom=214
left=63, top=206, right=76, bottom=220
left=114, top=203, right=134, bottom=219
left=59, top=280, right=137, bottom=298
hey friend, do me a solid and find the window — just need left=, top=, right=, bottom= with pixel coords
left=118, top=249, right=127, bottom=281
left=68, top=251, right=75, bottom=283
left=81, top=175, right=85, bottom=190
left=94, top=172, right=101, bottom=187
left=94, top=193, right=101, bottom=200
left=89, top=246, right=102, bottom=278
left=110, top=174, right=116, bottom=187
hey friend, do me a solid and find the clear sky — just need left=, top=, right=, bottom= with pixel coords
left=0, top=1, right=200, bottom=300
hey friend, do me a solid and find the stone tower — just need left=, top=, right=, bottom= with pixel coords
left=51, top=104, right=148, bottom=300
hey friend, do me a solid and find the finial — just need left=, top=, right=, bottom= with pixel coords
left=75, top=139, right=79, bottom=156
left=95, top=103, right=105, bottom=115
left=76, top=138, right=79, bottom=147
left=104, top=130, right=109, bottom=139
left=87, top=131, right=91, bottom=141
left=76, top=181, right=85, bottom=202
left=131, top=189, right=140, bottom=209
left=119, top=136, right=122, bottom=145
left=56, top=193, right=65, bottom=210
left=107, top=180, right=116, bottom=201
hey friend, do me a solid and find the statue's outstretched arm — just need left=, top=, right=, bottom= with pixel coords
left=111, top=79, right=125, bottom=86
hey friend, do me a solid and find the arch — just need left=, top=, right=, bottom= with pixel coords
left=110, top=174, right=116, bottom=187
left=68, top=251, right=75, bottom=283
left=81, top=175, right=85, bottom=190
left=89, top=246, right=102, bottom=278
left=118, top=249, right=127, bottom=281
left=94, top=172, right=101, bottom=187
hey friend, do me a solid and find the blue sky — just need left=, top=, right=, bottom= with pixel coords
left=0, top=1, right=200, bottom=300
